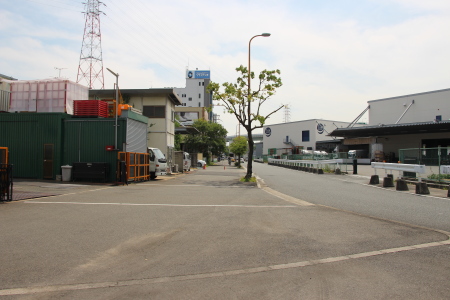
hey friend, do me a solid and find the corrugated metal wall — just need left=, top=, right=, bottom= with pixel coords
left=0, top=112, right=148, bottom=181
left=63, top=118, right=127, bottom=182
left=126, top=118, right=147, bottom=153
left=0, top=113, right=67, bottom=179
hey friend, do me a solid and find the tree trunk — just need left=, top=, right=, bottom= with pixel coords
left=246, top=130, right=254, bottom=180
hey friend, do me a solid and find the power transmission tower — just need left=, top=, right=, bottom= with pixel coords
left=76, top=0, right=105, bottom=89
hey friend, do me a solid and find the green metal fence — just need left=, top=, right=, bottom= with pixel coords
left=399, top=147, right=450, bottom=184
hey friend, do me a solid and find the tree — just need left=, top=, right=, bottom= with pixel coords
left=184, top=119, right=227, bottom=163
left=207, top=65, right=283, bottom=180
left=229, top=136, right=248, bottom=166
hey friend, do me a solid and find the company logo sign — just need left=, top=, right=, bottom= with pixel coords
left=265, top=127, right=272, bottom=137
left=186, top=70, right=210, bottom=79
left=317, top=123, right=324, bottom=134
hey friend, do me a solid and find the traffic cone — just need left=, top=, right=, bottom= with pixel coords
left=203, top=164, right=206, bottom=169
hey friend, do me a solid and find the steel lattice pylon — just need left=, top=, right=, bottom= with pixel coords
left=77, top=0, right=105, bottom=89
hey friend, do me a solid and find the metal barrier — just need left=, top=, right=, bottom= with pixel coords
left=371, top=162, right=426, bottom=181
left=117, top=152, right=150, bottom=183
left=268, top=158, right=344, bottom=174
left=0, top=164, right=13, bottom=202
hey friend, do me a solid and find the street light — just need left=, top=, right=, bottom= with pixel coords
left=106, top=68, right=119, bottom=150
left=248, top=33, right=271, bottom=101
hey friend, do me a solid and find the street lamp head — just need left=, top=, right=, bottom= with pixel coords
left=106, top=68, right=118, bottom=77
left=261, top=33, right=271, bottom=37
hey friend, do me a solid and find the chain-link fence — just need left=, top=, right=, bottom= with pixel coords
left=399, top=147, right=450, bottom=184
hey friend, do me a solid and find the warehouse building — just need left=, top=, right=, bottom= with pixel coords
left=330, top=88, right=450, bottom=162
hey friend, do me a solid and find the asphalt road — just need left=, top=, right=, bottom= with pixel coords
left=252, top=162, right=450, bottom=232
left=0, top=164, right=449, bottom=299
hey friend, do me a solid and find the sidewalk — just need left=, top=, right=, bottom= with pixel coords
left=336, top=164, right=449, bottom=198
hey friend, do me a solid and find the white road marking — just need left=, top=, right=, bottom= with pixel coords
left=1, top=237, right=448, bottom=296
left=255, top=175, right=314, bottom=206
left=23, top=201, right=298, bottom=208
left=141, top=184, right=254, bottom=188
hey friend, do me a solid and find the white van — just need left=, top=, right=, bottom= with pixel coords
left=148, top=147, right=168, bottom=180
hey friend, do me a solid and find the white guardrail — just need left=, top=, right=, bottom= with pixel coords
left=268, top=158, right=344, bottom=168
left=371, top=162, right=426, bottom=181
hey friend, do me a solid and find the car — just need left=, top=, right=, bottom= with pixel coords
left=240, top=158, right=245, bottom=163
left=197, top=160, right=206, bottom=168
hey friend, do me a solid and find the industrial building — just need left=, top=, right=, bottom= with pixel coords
left=262, top=119, right=352, bottom=156
left=174, top=69, right=213, bottom=124
left=330, top=88, right=450, bottom=162
left=89, top=88, right=182, bottom=166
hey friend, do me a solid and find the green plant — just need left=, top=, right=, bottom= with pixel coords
left=240, top=176, right=256, bottom=183
left=427, top=174, right=450, bottom=180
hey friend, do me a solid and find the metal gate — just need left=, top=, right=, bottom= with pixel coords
left=117, top=152, right=150, bottom=183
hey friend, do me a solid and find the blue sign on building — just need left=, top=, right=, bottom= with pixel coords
left=187, top=70, right=210, bottom=79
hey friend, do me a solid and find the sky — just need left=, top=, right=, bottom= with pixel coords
left=1, top=0, right=449, bottom=136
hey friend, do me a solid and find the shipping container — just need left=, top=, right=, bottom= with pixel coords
left=0, top=113, right=68, bottom=179
left=0, top=110, right=148, bottom=181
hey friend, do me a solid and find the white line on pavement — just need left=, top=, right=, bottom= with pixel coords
left=1, top=237, right=449, bottom=296
left=23, top=201, right=298, bottom=208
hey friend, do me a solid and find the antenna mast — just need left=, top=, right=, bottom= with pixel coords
left=76, top=0, right=105, bottom=89
left=283, top=104, right=291, bottom=123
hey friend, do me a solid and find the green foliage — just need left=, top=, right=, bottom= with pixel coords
left=174, top=133, right=182, bottom=151
left=229, top=136, right=248, bottom=157
left=184, top=119, right=227, bottom=162
left=207, top=66, right=283, bottom=130
left=427, top=174, right=450, bottom=180
left=207, top=65, right=282, bottom=179
left=240, top=176, right=257, bottom=183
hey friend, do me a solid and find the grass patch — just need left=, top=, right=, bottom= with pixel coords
left=240, top=176, right=257, bottom=183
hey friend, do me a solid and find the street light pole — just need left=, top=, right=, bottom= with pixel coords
left=247, top=33, right=271, bottom=123
left=106, top=68, right=119, bottom=150
left=246, top=33, right=270, bottom=167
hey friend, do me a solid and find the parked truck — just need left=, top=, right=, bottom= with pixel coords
left=148, top=147, right=168, bottom=180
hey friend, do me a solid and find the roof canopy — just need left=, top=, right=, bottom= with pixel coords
left=90, top=88, right=182, bottom=106
left=329, top=121, right=450, bottom=138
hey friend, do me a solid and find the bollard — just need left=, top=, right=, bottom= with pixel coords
left=353, top=159, right=358, bottom=175
left=415, top=182, right=430, bottom=195
left=383, top=176, right=395, bottom=187
left=396, top=179, right=409, bottom=191
left=370, top=175, right=379, bottom=184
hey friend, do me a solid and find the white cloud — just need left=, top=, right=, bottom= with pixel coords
left=1, top=0, right=449, bottom=135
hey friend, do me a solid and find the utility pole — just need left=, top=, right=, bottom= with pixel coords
left=76, top=0, right=105, bottom=89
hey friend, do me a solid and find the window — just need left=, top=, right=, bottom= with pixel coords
left=143, top=106, right=165, bottom=118
left=199, top=82, right=201, bottom=86
left=302, top=130, right=310, bottom=142
left=198, top=102, right=201, bottom=107
left=202, top=82, right=204, bottom=86
left=199, top=93, right=201, bottom=98
left=188, top=97, right=192, bottom=101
